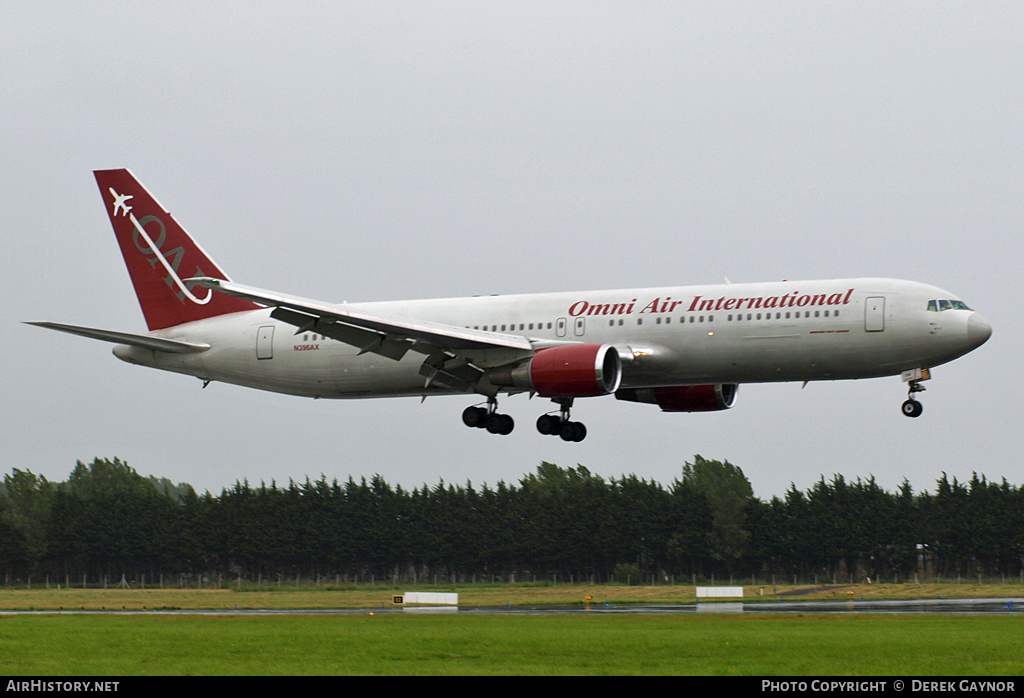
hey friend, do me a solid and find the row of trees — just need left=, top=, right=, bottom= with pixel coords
left=1, top=457, right=1021, bottom=585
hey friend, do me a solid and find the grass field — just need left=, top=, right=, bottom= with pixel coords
left=1, top=613, right=1022, bottom=676
left=1, top=584, right=1022, bottom=676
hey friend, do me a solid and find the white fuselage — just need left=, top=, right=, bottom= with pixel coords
left=112, top=278, right=990, bottom=400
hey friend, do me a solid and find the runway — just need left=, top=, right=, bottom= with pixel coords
left=2, top=598, right=1021, bottom=616
left=461, top=598, right=1024, bottom=615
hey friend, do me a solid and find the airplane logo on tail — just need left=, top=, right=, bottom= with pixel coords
left=108, top=188, right=133, bottom=217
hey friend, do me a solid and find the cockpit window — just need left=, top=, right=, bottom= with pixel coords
left=927, top=299, right=972, bottom=312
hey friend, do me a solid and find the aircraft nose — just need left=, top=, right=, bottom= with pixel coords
left=966, top=313, right=992, bottom=349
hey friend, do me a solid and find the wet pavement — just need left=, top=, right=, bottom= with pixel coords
left=2, top=598, right=1021, bottom=616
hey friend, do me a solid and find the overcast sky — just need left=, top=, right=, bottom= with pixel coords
left=3, top=2, right=1021, bottom=500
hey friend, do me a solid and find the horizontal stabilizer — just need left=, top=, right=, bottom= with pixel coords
left=26, top=322, right=210, bottom=354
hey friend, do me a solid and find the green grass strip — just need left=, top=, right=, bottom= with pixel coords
left=1, top=613, right=1021, bottom=676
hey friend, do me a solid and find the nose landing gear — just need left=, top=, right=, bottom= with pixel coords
left=901, top=397, right=923, bottom=418
left=901, top=379, right=926, bottom=418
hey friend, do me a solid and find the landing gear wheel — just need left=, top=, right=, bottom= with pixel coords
left=559, top=420, right=587, bottom=442
left=901, top=399, right=923, bottom=418
left=536, top=414, right=560, bottom=435
left=486, top=413, right=514, bottom=435
left=462, top=406, right=487, bottom=428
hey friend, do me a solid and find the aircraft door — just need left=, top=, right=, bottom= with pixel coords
left=865, top=297, right=885, bottom=332
left=256, top=325, right=275, bottom=359
left=574, top=317, right=586, bottom=336
left=556, top=318, right=567, bottom=338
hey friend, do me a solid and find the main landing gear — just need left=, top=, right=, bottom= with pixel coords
left=461, top=397, right=588, bottom=441
left=536, top=399, right=587, bottom=442
left=462, top=398, right=514, bottom=435
left=901, top=381, right=925, bottom=418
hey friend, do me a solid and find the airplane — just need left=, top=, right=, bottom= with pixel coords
left=109, top=189, right=133, bottom=217
left=28, top=169, right=992, bottom=441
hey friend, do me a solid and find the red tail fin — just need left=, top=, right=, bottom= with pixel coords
left=94, top=169, right=261, bottom=330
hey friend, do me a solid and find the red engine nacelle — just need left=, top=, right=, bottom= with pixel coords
left=615, top=384, right=738, bottom=412
left=488, top=344, right=622, bottom=398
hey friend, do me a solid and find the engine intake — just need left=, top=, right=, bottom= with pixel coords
left=616, top=384, right=738, bottom=412
left=489, top=344, right=622, bottom=398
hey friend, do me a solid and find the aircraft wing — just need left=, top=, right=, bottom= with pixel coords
left=188, top=277, right=537, bottom=393
left=25, top=322, right=210, bottom=354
